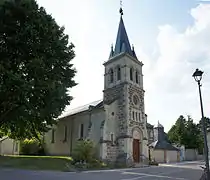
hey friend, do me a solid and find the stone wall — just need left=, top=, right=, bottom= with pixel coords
left=103, top=83, right=128, bottom=161
left=128, top=84, right=145, bottom=117
left=106, top=143, right=118, bottom=161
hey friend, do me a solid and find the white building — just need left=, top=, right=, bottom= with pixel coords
left=0, top=136, right=19, bottom=155
left=44, top=8, right=154, bottom=165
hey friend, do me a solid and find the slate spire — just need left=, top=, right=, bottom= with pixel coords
left=109, top=7, right=138, bottom=59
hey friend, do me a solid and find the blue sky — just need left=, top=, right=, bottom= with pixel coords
left=36, top=0, right=210, bottom=131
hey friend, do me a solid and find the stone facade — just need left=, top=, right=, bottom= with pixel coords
left=101, top=51, right=149, bottom=164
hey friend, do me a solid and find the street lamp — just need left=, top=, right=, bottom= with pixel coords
left=192, top=68, right=210, bottom=178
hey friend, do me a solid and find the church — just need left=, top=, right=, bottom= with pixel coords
left=44, top=8, right=155, bottom=164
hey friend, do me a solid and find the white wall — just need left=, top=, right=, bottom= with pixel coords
left=150, top=149, right=164, bottom=163
left=167, top=150, right=179, bottom=163
left=44, top=109, right=105, bottom=156
left=150, top=149, right=178, bottom=163
left=0, top=138, right=19, bottom=155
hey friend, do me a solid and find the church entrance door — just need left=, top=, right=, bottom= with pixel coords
left=133, top=139, right=140, bottom=163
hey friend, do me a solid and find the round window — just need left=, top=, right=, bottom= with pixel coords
left=133, top=95, right=139, bottom=105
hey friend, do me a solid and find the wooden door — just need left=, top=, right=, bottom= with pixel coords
left=133, top=139, right=140, bottom=163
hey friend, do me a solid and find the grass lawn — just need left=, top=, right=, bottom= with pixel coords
left=0, top=155, right=74, bottom=171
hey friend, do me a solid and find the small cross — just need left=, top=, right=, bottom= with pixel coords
left=119, top=0, right=123, bottom=16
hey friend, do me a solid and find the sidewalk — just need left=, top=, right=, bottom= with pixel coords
left=159, top=160, right=204, bottom=169
left=160, top=160, right=204, bottom=165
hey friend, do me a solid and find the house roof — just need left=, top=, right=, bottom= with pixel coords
left=59, top=99, right=154, bottom=131
left=146, top=122, right=154, bottom=129
left=149, top=140, right=179, bottom=151
left=59, top=99, right=103, bottom=119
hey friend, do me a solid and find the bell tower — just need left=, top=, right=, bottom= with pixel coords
left=103, top=7, right=148, bottom=164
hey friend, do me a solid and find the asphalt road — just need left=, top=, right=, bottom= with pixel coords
left=0, top=164, right=204, bottom=180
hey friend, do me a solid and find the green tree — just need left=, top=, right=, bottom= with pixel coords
left=196, top=117, right=210, bottom=154
left=168, top=115, right=188, bottom=146
left=185, top=116, right=201, bottom=149
left=168, top=115, right=201, bottom=149
left=197, top=117, right=210, bottom=131
left=0, top=0, right=77, bottom=139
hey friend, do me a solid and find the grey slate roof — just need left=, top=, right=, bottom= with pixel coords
left=59, top=99, right=103, bottom=119
left=146, top=122, right=154, bottom=129
left=150, top=123, right=178, bottom=151
left=109, top=16, right=137, bottom=59
left=59, top=99, right=152, bottom=132
left=149, top=140, right=179, bottom=151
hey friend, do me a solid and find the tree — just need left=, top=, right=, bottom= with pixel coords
left=168, top=115, right=201, bottom=149
left=185, top=116, right=201, bottom=149
left=196, top=117, right=210, bottom=153
left=168, top=115, right=188, bottom=146
left=197, top=117, right=210, bottom=132
left=0, top=0, right=77, bottom=139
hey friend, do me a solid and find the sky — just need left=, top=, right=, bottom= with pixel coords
left=36, top=0, right=210, bottom=132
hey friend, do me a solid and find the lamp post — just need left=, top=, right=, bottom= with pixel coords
left=192, top=68, right=210, bottom=178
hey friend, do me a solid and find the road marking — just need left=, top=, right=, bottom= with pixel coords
left=121, top=175, right=147, bottom=180
left=121, top=171, right=189, bottom=180
left=81, top=166, right=158, bottom=173
left=82, top=169, right=118, bottom=173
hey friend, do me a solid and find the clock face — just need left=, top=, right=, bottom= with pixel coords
left=133, top=95, right=139, bottom=105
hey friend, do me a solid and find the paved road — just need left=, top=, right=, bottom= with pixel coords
left=1, top=164, right=204, bottom=180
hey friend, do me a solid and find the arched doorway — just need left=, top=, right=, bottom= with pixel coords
left=132, top=127, right=143, bottom=163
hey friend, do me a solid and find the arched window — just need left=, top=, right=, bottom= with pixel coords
left=117, top=66, right=121, bottom=80
left=130, top=68, right=133, bottom=81
left=135, top=71, right=139, bottom=84
left=109, top=68, right=114, bottom=83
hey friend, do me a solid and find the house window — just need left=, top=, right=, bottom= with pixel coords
left=51, top=129, right=55, bottom=143
left=79, top=124, right=84, bottom=139
left=110, top=133, right=114, bottom=144
left=130, top=68, right=133, bottom=81
left=135, top=71, right=139, bottom=84
left=64, top=125, right=67, bottom=142
left=117, top=66, right=121, bottom=80
left=132, top=111, right=135, bottom=120
left=109, top=68, right=114, bottom=83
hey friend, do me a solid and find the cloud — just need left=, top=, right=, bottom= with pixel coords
left=145, top=4, right=210, bottom=130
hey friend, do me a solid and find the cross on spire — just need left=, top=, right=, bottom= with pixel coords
left=119, top=0, right=123, bottom=16
left=108, top=0, right=138, bottom=60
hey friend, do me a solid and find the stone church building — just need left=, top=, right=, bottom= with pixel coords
left=44, top=9, right=154, bottom=164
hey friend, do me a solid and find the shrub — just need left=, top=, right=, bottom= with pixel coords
left=20, top=138, right=45, bottom=155
left=70, top=139, right=109, bottom=170
left=71, top=139, right=96, bottom=163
